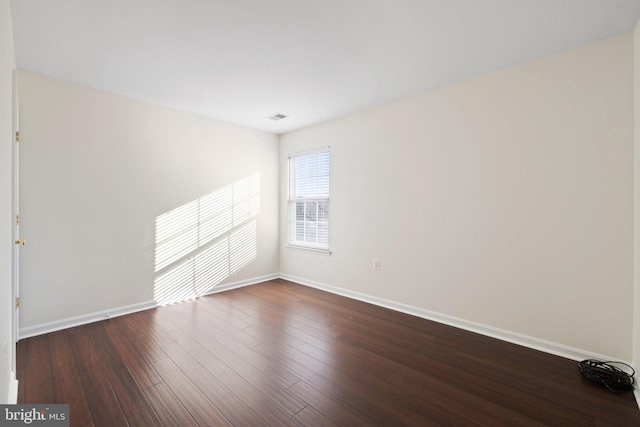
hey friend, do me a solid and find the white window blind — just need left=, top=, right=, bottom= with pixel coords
left=288, top=148, right=330, bottom=250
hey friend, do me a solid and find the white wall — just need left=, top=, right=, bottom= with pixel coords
left=0, top=0, right=16, bottom=403
left=17, top=71, right=280, bottom=331
left=280, top=33, right=634, bottom=360
left=633, top=20, right=640, bottom=403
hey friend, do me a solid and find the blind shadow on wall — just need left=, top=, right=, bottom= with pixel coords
left=153, top=173, right=260, bottom=305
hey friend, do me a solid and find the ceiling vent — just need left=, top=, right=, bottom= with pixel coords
left=266, top=112, right=289, bottom=121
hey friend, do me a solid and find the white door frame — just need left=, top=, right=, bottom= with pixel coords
left=11, top=69, right=20, bottom=355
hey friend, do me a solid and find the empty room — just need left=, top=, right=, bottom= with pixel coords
left=2, top=0, right=640, bottom=425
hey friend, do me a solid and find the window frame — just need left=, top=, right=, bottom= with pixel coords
left=287, top=147, right=331, bottom=252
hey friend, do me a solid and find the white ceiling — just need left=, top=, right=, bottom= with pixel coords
left=11, top=0, right=640, bottom=134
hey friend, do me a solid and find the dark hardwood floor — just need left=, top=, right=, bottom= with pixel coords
left=17, top=279, right=640, bottom=426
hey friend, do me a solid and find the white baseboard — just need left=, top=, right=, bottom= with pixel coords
left=279, top=273, right=622, bottom=364
left=19, top=300, right=157, bottom=340
left=18, top=273, right=279, bottom=340
left=8, top=371, right=17, bottom=404
left=203, top=273, right=279, bottom=297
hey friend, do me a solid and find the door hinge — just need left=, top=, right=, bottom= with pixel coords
left=15, top=297, right=19, bottom=309
left=15, top=131, right=19, bottom=142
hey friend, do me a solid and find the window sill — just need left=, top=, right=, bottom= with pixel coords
left=285, top=245, right=332, bottom=256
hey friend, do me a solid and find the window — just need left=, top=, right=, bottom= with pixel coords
left=288, top=148, right=330, bottom=250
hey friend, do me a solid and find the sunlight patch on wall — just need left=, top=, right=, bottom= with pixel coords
left=154, top=174, right=260, bottom=305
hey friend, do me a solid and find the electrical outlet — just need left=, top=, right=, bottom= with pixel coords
left=372, top=259, right=380, bottom=270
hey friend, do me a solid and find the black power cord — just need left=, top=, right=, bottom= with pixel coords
left=578, top=359, right=635, bottom=394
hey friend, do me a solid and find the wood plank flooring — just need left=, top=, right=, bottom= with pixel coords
left=17, top=279, right=640, bottom=426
